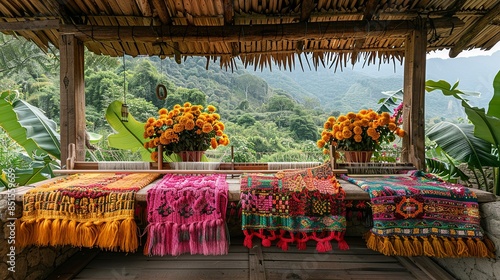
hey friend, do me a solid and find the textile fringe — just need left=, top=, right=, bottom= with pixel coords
left=143, top=219, right=229, bottom=256
left=16, top=217, right=140, bottom=252
left=244, top=229, right=348, bottom=253
left=364, top=232, right=496, bottom=258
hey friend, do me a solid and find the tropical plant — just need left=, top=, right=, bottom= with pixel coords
left=0, top=90, right=60, bottom=188
left=143, top=102, right=230, bottom=161
left=425, top=71, right=500, bottom=195
left=317, top=108, right=405, bottom=154
left=105, top=100, right=152, bottom=162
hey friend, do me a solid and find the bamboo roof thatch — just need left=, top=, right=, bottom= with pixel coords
left=1, top=0, right=499, bottom=69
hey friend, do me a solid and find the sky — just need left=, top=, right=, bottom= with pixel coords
left=426, top=42, right=500, bottom=59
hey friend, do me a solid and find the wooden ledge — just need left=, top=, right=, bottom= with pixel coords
left=2, top=175, right=496, bottom=204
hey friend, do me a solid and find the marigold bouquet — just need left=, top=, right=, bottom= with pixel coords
left=317, top=108, right=405, bottom=154
left=144, top=102, right=229, bottom=161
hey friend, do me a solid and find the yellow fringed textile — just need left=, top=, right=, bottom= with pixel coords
left=17, top=173, right=159, bottom=252
left=364, top=232, right=496, bottom=258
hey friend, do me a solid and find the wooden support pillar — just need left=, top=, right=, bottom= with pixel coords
left=60, top=34, right=86, bottom=165
left=402, top=21, right=427, bottom=170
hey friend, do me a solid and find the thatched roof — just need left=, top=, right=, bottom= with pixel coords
left=1, top=0, right=499, bottom=69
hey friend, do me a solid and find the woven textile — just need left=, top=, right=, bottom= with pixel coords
left=341, top=171, right=496, bottom=258
left=240, top=163, right=348, bottom=252
left=144, top=174, right=229, bottom=256
left=17, top=173, right=159, bottom=252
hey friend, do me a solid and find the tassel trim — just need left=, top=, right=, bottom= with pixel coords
left=243, top=229, right=348, bottom=253
left=364, top=232, right=496, bottom=258
left=16, top=218, right=140, bottom=253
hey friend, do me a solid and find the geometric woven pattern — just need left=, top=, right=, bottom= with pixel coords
left=241, top=163, right=348, bottom=252
left=341, top=171, right=496, bottom=258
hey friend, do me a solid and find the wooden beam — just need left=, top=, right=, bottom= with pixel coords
left=402, top=21, right=427, bottom=170
left=60, top=17, right=463, bottom=43
left=223, top=0, right=234, bottom=25
left=0, top=19, right=59, bottom=31
left=59, top=34, right=86, bottom=164
left=351, top=0, right=379, bottom=65
left=449, top=0, right=500, bottom=58
left=300, top=0, right=315, bottom=22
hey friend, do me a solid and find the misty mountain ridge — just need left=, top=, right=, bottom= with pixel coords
left=251, top=50, right=500, bottom=119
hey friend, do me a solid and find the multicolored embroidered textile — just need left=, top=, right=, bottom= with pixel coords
left=341, top=171, right=495, bottom=258
left=144, top=174, right=229, bottom=256
left=240, top=163, right=348, bottom=252
left=17, top=173, right=160, bottom=252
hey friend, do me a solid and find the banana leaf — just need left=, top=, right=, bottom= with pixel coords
left=427, top=122, right=499, bottom=169
left=0, top=90, right=60, bottom=159
left=377, top=89, right=403, bottom=113
left=105, top=100, right=151, bottom=161
left=487, top=70, right=500, bottom=118
left=87, top=131, right=103, bottom=144
left=425, top=80, right=480, bottom=102
left=464, top=106, right=500, bottom=150
left=15, top=98, right=60, bottom=158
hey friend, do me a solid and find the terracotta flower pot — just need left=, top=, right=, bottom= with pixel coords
left=343, top=151, right=373, bottom=163
left=177, top=151, right=205, bottom=162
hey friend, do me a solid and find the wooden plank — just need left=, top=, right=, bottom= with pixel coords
left=396, top=256, right=434, bottom=280
left=267, top=270, right=417, bottom=280
left=408, top=256, right=457, bottom=280
left=85, top=259, right=249, bottom=269
left=44, top=249, right=99, bottom=280
left=0, top=18, right=59, bottom=31
left=402, top=22, right=427, bottom=170
left=76, top=268, right=249, bottom=279
left=59, top=34, right=86, bottom=163
left=60, top=18, right=463, bottom=43
left=262, top=252, right=398, bottom=263
left=265, top=261, right=406, bottom=270
left=249, top=244, right=266, bottom=280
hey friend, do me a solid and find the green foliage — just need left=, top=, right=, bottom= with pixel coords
left=105, top=100, right=151, bottom=161
left=0, top=90, right=60, bottom=159
left=425, top=73, right=500, bottom=194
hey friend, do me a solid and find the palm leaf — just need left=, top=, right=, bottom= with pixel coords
left=426, top=122, right=499, bottom=168
left=425, top=157, right=468, bottom=181
left=105, top=100, right=151, bottom=161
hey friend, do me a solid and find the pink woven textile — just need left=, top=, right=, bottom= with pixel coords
left=144, top=174, right=229, bottom=256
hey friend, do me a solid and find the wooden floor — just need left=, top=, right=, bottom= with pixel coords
left=50, top=237, right=456, bottom=280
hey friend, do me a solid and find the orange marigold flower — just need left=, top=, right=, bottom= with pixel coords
left=367, top=127, right=377, bottom=137
left=359, top=109, right=368, bottom=115
left=317, top=139, right=326, bottom=148
left=335, top=131, right=344, bottom=140
left=210, top=137, right=218, bottom=149
left=166, top=119, right=174, bottom=126
left=147, top=117, right=156, bottom=124
left=185, top=119, right=195, bottom=130
left=321, top=134, right=330, bottom=142
left=396, top=128, right=406, bottom=137
left=337, top=116, right=347, bottom=122
left=342, top=129, right=353, bottom=139
left=346, top=112, right=357, bottom=119
left=196, top=129, right=202, bottom=135
left=216, top=130, right=224, bottom=136
left=327, top=116, right=336, bottom=123
left=207, top=105, right=216, bottom=112
left=388, top=123, right=397, bottom=131
left=173, top=124, right=184, bottom=133
left=183, top=102, right=192, bottom=107
left=158, top=108, right=168, bottom=115
left=323, top=149, right=329, bottom=155
left=202, top=123, right=213, bottom=133
left=324, top=122, right=332, bottom=129
left=196, top=119, right=205, bottom=128
left=151, top=151, right=158, bottom=162
left=353, top=126, right=363, bottom=135
left=353, top=134, right=363, bottom=143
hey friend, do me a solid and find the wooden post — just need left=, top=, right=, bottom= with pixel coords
left=60, top=34, right=86, bottom=165
left=402, top=20, right=427, bottom=170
